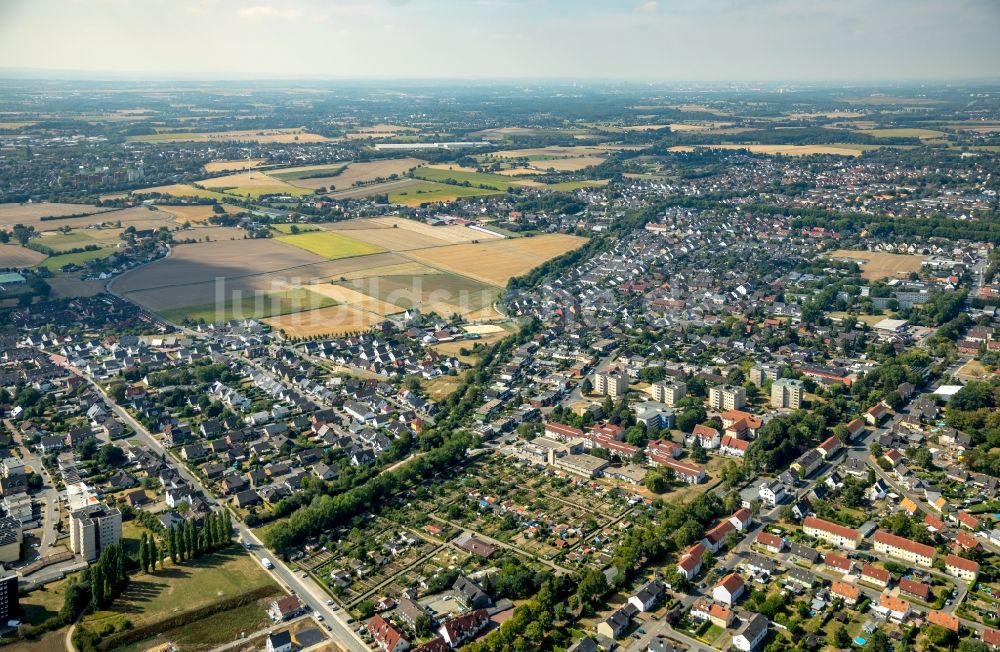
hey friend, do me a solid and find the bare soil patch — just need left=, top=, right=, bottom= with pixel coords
left=0, top=202, right=113, bottom=228
left=826, top=249, right=926, bottom=280
left=265, top=304, right=383, bottom=337
left=0, top=244, right=46, bottom=267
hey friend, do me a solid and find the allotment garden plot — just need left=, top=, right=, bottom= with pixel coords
left=422, top=455, right=635, bottom=569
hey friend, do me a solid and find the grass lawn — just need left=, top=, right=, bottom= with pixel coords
left=276, top=231, right=384, bottom=260
left=160, top=288, right=335, bottom=324
left=36, top=231, right=102, bottom=252
left=154, top=597, right=273, bottom=650
left=388, top=180, right=501, bottom=206
left=34, top=246, right=114, bottom=270
left=422, top=372, right=467, bottom=400
left=20, top=574, right=76, bottom=626
left=412, top=167, right=526, bottom=191
left=82, top=547, right=280, bottom=635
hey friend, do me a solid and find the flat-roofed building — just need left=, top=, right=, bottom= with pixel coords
left=70, top=503, right=122, bottom=562
left=0, top=517, right=23, bottom=563
left=771, top=378, right=803, bottom=410
left=709, top=385, right=746, bottom=411
left=650, top=381, right=686, bottom=406
left=594, top=370, right=626, bottom=397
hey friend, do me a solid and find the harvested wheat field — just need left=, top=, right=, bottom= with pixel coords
left=826, top=249, right=925, bottom=280
left=47, top=275, right=107, bottom=298
left=495, top=167, right=540, bottom=176
left=305, top=283, right=403, bottom=315
left=197, top=171, right=309, bottom=195
left=364, top=217, right=485, bottom=243
left=0, top=202, right=114, bottom=228
left=177, top=226, right=247, bottom=241
left=323, top=217, right=487, bottom=251
left=134, top=184, right=230, bottom=201
left=285, top=158, right=425, bottom=191
left=403, top=234, right=587, bottom=286
left=324, top=178, right=426, bottom=200
left=486, top=146, right=609, bottom=160
left=0, top=244, right=46, bottom=267
left=347, top=272, right=501, bottom=319
left=529, top=156, right=606, bottom=171
left=13, top=206, right=176, bottom=233
left=265, top=304, right=382, bottom=337
left=159, top=204, right=228, bottom=223
left=204, top=159, right=265, bottom=173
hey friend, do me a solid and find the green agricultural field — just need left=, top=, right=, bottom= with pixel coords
left=270, top=164, right=348, bottom=181
left=544, top=180, right=609, bottom=191
left=276, top=231, right=384, bottom=259
left=219, top=185, right=313, bottom=199
left=160, top=288, right=335, bottom=324
left=412, top=167, right=525, bottom=191
left=36, top=231, right=103, bottom=252
left=34, top=247, right=114, bottom=270
left=270, top=223, right=321, bottom=234
left=388, top=180, right=501, bottom=206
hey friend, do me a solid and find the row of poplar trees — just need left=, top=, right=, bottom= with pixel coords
left=90, top=510, right=233, bottom=609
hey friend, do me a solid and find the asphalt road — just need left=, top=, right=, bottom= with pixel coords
left=5, top=418, right=60, bottom=556
left=67, top=364, right=370, bottom=652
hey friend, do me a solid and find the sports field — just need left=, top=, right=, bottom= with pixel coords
left=827, top=249, right=926, bottom=280
left=276, top=231, right=384, bottom=260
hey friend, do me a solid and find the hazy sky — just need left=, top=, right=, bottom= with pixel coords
left=0, top=0, right=998, bottom=80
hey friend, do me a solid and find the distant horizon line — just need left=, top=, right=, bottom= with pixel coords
left=0, top=67, right=998, bottom=87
